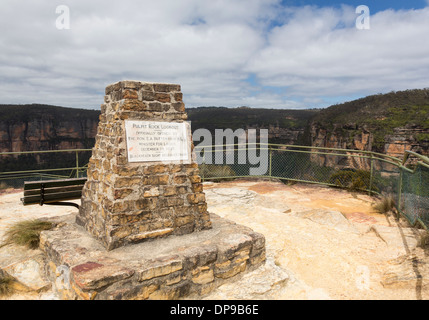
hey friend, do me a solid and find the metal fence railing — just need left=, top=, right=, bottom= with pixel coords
left=398, top=151, right=429, bottom=228
left=195, top=143, right=428, bottom=230
left=1, top=144, right=428, bottom=230
left=0, top=149, right=91, bottom=188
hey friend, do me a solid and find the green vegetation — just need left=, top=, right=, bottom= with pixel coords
left=329, top=169, right=372, bottom=192
left=1, top=219, right=53, bottom=250
left=369, top=105, right=429, bottom=149
left=187, top=106, right=319, bottom=145
left=199, top=163, right=236, bottom=181
left=311, top=89, right=429, bottom=151
left=312, top=89, right=429, bottom=127
left=187, top=106, right=319, bottom=130
left=0, top=103, right=99, bottom=123
left=270, top=150, right=335, bottom=183
left=417, top=133, right=429, bottom=142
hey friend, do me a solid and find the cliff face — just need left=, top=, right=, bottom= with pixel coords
left=310, top=123, right=429, bottom=172
left=187, top=106, right=317, bottom=146
left=310, top=124, right=429, bottom=157
left=0, top=104, right=99, bottom=153
left=309, top=89, right=429, bottom=170
left=0, top=118, right=98, bottom=152
left=246, top=123, right=305, bottom=145
left=383, top=126, right=429, bottom=158
left=1, top=89, right=428, bottom=173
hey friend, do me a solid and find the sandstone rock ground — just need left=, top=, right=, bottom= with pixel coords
left=1, top=180, right=428, bottom=300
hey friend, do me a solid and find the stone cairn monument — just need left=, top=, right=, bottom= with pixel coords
left=76, top=81, right=211, bottom=250
left=40, top=80, right=266, bottom=300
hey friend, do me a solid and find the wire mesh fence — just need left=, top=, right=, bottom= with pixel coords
left=1, top=144, right=428, bottom=229
left=0, top=149, right=91, bottom=188
left=399, top=153, right=429, bottom=226
left=196, top=144, right=428, bottom=229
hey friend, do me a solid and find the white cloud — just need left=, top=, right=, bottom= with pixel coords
left=246, top=5, right=429, bottom=103
left=0, top=1, right=428, bottom=109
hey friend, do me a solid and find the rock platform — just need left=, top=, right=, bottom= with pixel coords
left=39, top=212, right=265, bottom=300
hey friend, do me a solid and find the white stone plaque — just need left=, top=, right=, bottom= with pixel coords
left=125, top=120, right=191, bottom=163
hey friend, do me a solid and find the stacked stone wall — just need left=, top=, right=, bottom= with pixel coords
left=76, top=81, right=211, bottom=250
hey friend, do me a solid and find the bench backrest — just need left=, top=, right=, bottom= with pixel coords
left=22, top=178, right=87, bottom=206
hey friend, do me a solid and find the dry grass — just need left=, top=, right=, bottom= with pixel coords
left=0, top=272, right=15, bottom=297
left=1, top=219, right=53, bottom=250
left=372, top=196, right=396, bottom=214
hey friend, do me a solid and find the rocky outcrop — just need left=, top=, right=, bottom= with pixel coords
left=309, top=123, right=429, bottom=171
left=383, top=126, right=429, bottom=158
left=308, top=89, right=429, bottom=169
left=311, top=124, right=428, bottom=157
left=246, top=124, right=304, bottom=145
left=0, top=106, right=99, bottom=153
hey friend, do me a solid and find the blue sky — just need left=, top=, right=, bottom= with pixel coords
left=280, top=0, right=428, bottom=13
left=0, top=0, right=428, bottom=110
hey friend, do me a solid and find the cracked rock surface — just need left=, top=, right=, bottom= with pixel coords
left=1, top=180, right=428, bottom=300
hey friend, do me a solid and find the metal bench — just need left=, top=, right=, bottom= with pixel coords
left=21, top=178, right=87, bottom=209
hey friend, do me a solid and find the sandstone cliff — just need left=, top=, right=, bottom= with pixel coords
left=187, top=106, right=317, bottom=145
left=0, top=104, right=99, bottom=153
left=309, top=89, right=429, bottom=168
left=310, top=123, right=429, bottom=159
left=1, top=88, right=428, bottom=173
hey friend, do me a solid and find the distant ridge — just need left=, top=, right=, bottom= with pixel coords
left=0, top=104, right=100, bottom=122
left=0, top=87, right=428, bottom=158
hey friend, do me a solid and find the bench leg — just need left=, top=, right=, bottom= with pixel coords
left=44, top=202, right=80, bottom=209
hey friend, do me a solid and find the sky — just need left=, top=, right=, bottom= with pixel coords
left=0, top=0, right=428, bottom=110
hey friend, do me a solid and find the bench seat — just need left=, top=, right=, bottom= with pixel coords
left=21, top=178, right=87, bottom=208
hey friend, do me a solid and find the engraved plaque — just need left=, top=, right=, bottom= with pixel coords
left=125, top=120, right=191, bottom=163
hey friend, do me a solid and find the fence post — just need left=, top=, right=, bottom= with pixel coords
left=75, top=151, right=79, bottom=178
left=269, top=145, right=272, bottom=178
left=369, top=153, right=374, bottom=195
left=397, top=168, right=403, bottom=212
left=201, top=148, right=205, bottom=182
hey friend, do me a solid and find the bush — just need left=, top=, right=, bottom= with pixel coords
left=198, top=164, right=236, bottom=181
left=0, top=272, right=15, bottom=297
left=328, top=168, right=374, bottom=192
left=1, top=219, right=53, bottom=250
left=372, top=196, right=396, bottom=214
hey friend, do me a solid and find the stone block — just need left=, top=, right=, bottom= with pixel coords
left=136, top=198, right=158, bottom=211
left=120, top=99, right=145, bottom=111
left=148, top=281, right=190, bottom=300
left=187, top=193, right=206, bottom=204
left=41, top=212, right=266, bottom=300
left=72, top=262, right=134, bottom=291
left=153, top=83, right=181, bottom=92
left=143, top=175, right=169, bottom=185
left=128, top=228, right=174, bottom=243
left=140, top=90, right=156, bottom=101
left=192, top=266, right=214, bottom=285
left=215, top=261, right=247, bottom=279
left=155, top=92, right=171, bottom=103
left=143, top=164, right=168, bottom=175
left=162, top=186, right=177, bottom=196
left=173, top=92, right=183, bottom=102
left=143, top=186, right=160, bottom=197
left=137, top=257, right=183, bottom=281
left=173, top=174, right=188, bottom=184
